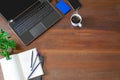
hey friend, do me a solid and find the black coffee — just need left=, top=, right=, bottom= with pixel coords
left=71, top=16, right=80, bottom=23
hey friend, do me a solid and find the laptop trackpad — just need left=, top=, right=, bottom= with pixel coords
left=30, top=22, right=47, bottom=38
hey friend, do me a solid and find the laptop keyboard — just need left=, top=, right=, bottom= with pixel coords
left=12, top=1, right=54, bottom=36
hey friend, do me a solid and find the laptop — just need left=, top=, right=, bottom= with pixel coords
left=0, top=0, right=62, bottom=45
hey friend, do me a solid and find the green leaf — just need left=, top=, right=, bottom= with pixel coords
left=0, top=29, right=16, bottom=59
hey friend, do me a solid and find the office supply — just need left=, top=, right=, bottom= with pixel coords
left=39, top=56, right=44, bottom=66
left=28, top=61, right=42, bottom=80
left=31, top=52, right=39, bottom=71
left=56, top=0, right=71, bottom=14
left=29, top=76, right=41, bottom=80
left=68, top=0, right=82, bottom=10
left=0, top=48, right=44, bottom=80
left=0, top=0, right=62, bottom=45
left=31, top=51, right=34, bottom=68
left=29, top=56, right=44, bottom=80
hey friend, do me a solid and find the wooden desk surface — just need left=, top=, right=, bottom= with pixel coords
left=0, top=0, right=120, bottom=80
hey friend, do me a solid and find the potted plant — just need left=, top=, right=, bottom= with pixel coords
left=0, top=29, right=16, bottom=60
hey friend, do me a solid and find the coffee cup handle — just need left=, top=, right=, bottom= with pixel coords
left=78, top=23, right=82, bottom=28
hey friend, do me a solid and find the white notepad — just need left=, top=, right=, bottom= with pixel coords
left=0, top=48, right=44, bottom=80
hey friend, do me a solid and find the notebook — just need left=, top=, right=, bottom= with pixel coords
left=0, top=48, right=44, bottom=80
left=0, top=0, right=62, bottom=45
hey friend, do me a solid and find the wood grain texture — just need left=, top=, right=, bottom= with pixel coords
left=0, top=0, right=120, bottom=80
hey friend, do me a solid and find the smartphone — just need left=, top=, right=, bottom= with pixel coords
left=68, top=0, right=82, bottom=10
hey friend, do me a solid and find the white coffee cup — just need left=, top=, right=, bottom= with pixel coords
left=70, top=12, right=82, bottom=28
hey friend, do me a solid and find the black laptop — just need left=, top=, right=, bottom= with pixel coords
left=0, top=0, right=62, bottom=45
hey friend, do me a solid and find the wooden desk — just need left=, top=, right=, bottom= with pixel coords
left=0, top=0, right=120, bottom=80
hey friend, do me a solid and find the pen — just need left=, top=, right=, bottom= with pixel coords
left=27, top=61, right=42, bottom=80
left=28, top=55, right=44, bottom=80
left=31, top=52, right=39, bottom=71
left=30, top=51, right=33, bottom=68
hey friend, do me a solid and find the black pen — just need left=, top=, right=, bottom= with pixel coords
left=30, top=51, right=34, bottom=68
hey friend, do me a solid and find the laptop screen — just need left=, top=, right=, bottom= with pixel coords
left=0, top=0, right=37, bottom=21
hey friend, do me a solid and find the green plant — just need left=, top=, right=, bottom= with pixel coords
left=0, top=29, right=16, bottom=60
